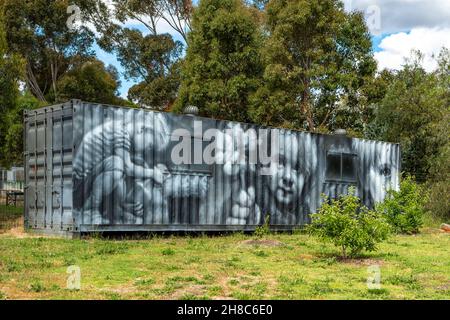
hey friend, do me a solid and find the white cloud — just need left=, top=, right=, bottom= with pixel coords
left=374, top=27, right=450, bottom=71
left=345, top=0, right=450, bottom=34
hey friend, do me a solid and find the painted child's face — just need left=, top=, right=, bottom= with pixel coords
left=363, top=143, right=399, bottom=204
left=369, top=162, right=396, bottom=203
left=267, top=153, right=305, bottom=208
left=131, top=124, right=155, bottom=152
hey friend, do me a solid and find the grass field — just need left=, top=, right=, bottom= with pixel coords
left=0, top=222, right=449, bottom=300
left=0, top=205, right=24, bottom=232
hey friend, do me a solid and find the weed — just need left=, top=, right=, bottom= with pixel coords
left=309, top=279, right=333, bottom=296
left=162, top=248, right=175, bottom=256
left=95, top=242, right=129, bottom=255
left=134, top=278, right=155, bottom=286
left=207, top=285, right=223, bottom=296
left=386, top=274, right=421, bottom=289
left=254, top=215, right=271, bottom=238
left=29, top=281, right=45, bottom=293
left=254, top=250, right=269, bottom=257
left=228, top=279, right=239, bottom=286
left=367, top=288, right=390, bottom=296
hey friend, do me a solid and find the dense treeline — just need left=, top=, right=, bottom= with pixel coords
left=0, top=0, right=448, bottom=218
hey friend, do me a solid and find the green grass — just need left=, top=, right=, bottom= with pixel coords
left=0, top=205, right=24, bottom=216
left=0, top=228, right=449, bottom=300
left=0, top=205, right=23, bottom=232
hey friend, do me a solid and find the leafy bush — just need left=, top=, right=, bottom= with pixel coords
left=426, top=181, right=450, bottom=222
left=161, top=248, right=175, bottom=256
left=376, top=176, right=427, bottom=234
left=426, top=141, right=450, bottom=221
left=308, top=189, right=391, bottom=258
left=254, top=214, right=270, bottom=238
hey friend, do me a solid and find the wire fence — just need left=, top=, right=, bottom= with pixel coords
left=0, top=190, right=24, bottom=233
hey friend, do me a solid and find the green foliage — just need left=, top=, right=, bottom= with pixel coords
left=308, top=189, right=390, bottom=258
left=29, top=281, right=45, bottom=293
left=161, top=248, right=176, bottom=256
left=0, top=93, right=44, bottom=167
left=56, top=59, right=130, bottom=106
left=0, top=12, right=42, bottom=167
left=376, top=176, right=428, bottom=234
left=82, top=1, right=185, bottom=109
left=101, top=30, right=183, bottom=109
left=249, top=0, right=376, bottom=131
left=427, top=182, right=450, bottom=222
left=0, top=10, right=24, bottom=111
left=174, top=0, right=263, bottom=122
left=2, top=0, right=95, bottom=103
left=427, top=141, right=450, bottom=221
left=254, top=214, right=270, bottom=238
left=372, top=50, right=449, bottom=182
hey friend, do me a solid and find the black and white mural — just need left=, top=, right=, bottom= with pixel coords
left=72, top=104, right=400, bottom=227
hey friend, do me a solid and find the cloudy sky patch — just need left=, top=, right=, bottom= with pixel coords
left=346, top=0, right=450, bottom=72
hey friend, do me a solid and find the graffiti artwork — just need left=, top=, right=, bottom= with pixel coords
left=71, top=104, right=399, bottom=227
left=24, top=101, right=400, bottom=233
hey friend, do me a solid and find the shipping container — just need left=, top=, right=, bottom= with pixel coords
left=24, top=100, right=400, bottom=237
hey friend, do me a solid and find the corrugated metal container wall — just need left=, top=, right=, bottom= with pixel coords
left=24, top=102, right=74, bottom=235
left=24, top=100, right=400, bottom=236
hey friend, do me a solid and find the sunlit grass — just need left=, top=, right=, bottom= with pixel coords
left=0, top=227, right=449, bottom=300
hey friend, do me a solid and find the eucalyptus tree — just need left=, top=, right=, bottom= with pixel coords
left=249, top=0, right=376, bottom=132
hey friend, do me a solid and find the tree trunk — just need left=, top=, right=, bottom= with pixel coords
left=342, top=245, right=347, bottom=259
left=50, top=58, right=58, bottom=103
left=300, top=88, right=314, bottom=131
left=26, top=61, right=46, bottom=102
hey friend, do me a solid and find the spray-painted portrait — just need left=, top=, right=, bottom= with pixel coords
left=71, top=105, right=399, bottom=228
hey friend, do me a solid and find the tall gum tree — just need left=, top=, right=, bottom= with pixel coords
left=174, top=0, right=263, bottom=122
left=1, top=0, right=95, bottom=103
left=249, top=0, right=376, bottom=132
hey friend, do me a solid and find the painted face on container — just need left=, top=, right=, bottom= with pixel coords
left=265, top=134, right=306, bottom=209
left=267, top=154, right=304, bottom=207
left=368, top=149, right=398, bottom=203
left=353, top=139, right=399, bottom=206
left=128, top=114, right=170, bottom=154
left=131, top=124, right=153, bottom=152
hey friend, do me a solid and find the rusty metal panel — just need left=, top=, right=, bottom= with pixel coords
left=24, top=100, right=401, bottom=235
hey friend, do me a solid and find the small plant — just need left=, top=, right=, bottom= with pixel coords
left=254, top=214, right=270, bottom=238
left=376, top=176, right=427, bottom=234
left=95, top=242, right=129, bottom=255
left=134, top=278, right=155, bottom=286
left=161, top=248, right=175, bottom=256
left=254, top=250, right=268, bottom=257
left=308, top=189, right=391, bottom=258
left=29, top=281, right=45, bottom=293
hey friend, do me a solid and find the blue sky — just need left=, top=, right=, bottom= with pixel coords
left=94, top=22, right=186, bottom=98
left=96, top=0, right=450, bottom=98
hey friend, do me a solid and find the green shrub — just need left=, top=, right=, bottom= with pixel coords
left=161, top=248, right=175, bottom=256
left=254, top=214, right=270, bottom=238
left=426, top=138, right=449, bottom=222
left=29, top=281, right=45, bottom=292
left=426, top=181, right=449, bottom=222
left=376, top=176, right=427, bottom=234
left=308, top=189, right=391, bottom=258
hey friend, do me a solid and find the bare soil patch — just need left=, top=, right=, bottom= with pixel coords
left=169, top=284, right=207, bottom=299
left=239, top=239, right=285, bottom=247
left=337, top=257, right=385, bottom=266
